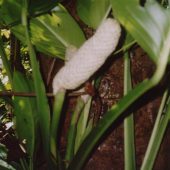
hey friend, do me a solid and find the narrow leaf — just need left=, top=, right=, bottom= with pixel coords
left=65, top=97, right=84, bottom=164
left=123, top=34, right=136, bottom=170
left=21, top=3, right=51, bottom=161
left=13, top=71, right=35, bottom=161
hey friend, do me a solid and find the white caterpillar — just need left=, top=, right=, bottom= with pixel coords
left=53, top=18, right=121, bottom=94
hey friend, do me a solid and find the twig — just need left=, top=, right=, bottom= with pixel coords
left=0, top=91, right=87, bottom=97
left=47, top=58, right=56, bottom=86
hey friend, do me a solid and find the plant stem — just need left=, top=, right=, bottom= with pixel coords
left=0, top=90, right=87, bottom=97
left=114, top=40, right=136, bottom=55
left=74, top=97, right=92, bottom=154
left=124, top=52, right=136, bottom=170
left=20, top=158, right=28, bottom=170
left=65, top=97, right=84, bottom=166
left=141, top=89, right=169, bottom=170
left=22, top=0, right=51, bottom=165
left=101, top=4, right=112, bottom=24
left=50, top=90, right=66, bottom=159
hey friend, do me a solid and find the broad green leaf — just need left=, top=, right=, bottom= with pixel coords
left=0, top=0, right=59, bottom=26
left=13, top=71, right=35, bottom=158
left=77, top=0, right=111, bottom=29
left=29, top=0, right=59, bottom=15
left=0, top=0, right=21, bottom=25
left=12, top=5, right=85, bottom=59
left=111, top=1, right=170, bottom=63
left=0, top=159, right=16, bottom=170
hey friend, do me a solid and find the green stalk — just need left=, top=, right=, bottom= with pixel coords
left=21, top=0, right=51, bottom=163
left=74, top=97, right=92, bottom=154
left=0, top=34, right=12, bottom=85
left=101, top=5, right=112, bottom=24
left=20, top=158, right=29, bottom=170
left=141, top=89, right=169, bottom=170
left=114, top=40, right=136, bottom=55
left=68, top=30, right=170, bottom=170
left=124, top=52, right=136, bottom=170
left=141, top=109, right=169, bottom=170
left=51, top=90, right=66, bottom=159
left=65, top=97, right=84, bottom=166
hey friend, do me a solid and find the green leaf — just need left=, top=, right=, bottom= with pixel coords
left=12, top=5, right=85, bottom=59
left=0, top=0, right=22, bottom=25
left=50, top=90, right=65, bottom=160
left=68, top=1, right=170, bottom=168
left=13, top=71, right=35, bottom=159
left=21, top=3, right=51, bottom=162
left=111, top=0, right=170, bottom=63
left=0, top=79, right=5, bottom=91
left=28, top=0, right=59, bottom=15
left=0, top=34, right=12, bottom=85
left=10, top=162, right=22, bottom=170
left=0, top=159, right=16, bottom=170
left=0, top=143, right=8, bottom=160
left=141, top=89, right=169, bottom=169
left=0, top=0, right=59, bottom=26
left=77, top=0, right=111, bottom=29
left=65, top=97, right=84, bottom=164
left=0, top=144, right=15, bottom=170
left=123, top=34, right=136, bottom=170
left=74, top=97, right=92, bottom=154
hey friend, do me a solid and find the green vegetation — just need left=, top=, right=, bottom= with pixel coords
left=0, top=0, right=170, bottom=170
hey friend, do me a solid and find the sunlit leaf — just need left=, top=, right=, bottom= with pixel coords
left=12, top=5, right=85, bottom=59
left=111, top=0, right=170, bottom=63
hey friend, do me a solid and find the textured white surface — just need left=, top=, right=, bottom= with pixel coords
left=53, top=18, right=121, bottom=94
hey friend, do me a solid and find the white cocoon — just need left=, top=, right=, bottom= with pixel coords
left=53, top=18, right=121, bottom=94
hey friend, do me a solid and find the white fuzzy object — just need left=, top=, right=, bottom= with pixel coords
left=53, top=18, right=121, bottom=94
